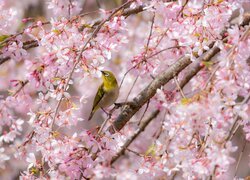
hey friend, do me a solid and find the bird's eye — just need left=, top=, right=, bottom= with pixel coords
left=104, top=72, right=109, bottom=77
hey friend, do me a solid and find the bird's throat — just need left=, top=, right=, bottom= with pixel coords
left=103, top=81, right=118, bottom=91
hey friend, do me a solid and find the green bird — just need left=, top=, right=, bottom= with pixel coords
left=88, top=70, right=119, bottom=121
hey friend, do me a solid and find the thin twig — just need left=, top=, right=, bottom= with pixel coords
left=98, top=116, right=110, bottom=135
left=174, top=76, right=186, bottom=98
left=12, top=80, right=29, bottom=96
left=0, top=40, right=39, bottom=65
left=203, top=63, right=220, bottom=90
left=179, top=13, right=250, bottom=90
left=96, top=0, right=101, bottom=8
left=153, top=110, right=167, bottom=139
left=126, top=148, right=144, bottom=157
left=109, top=43, right=221, bottom=133
left=0, top=4, right=145, bottom=66
left=120, top=12, right=155, bottom=90
left=197, top=118, right=212, bottom=156
left=111, top=110, right=160, bottom=164
left=210, top=165, right=218, bottom=180
left=122, top=74, right=139, bottom=105
left=177, top=0, right=189, bottom=18
left=108, top=13, right=250, bottom=133
left=137, top=100, right=150, bottom=126
left=224, top=92, right=250, bottom=143
left=147, top=46, right=184, bottom=59
left=119, top=46, right=183, bottom=89
left=68, top=0, right=73, bottom=18
left=234, top=139, right=247, bottom=177
left=144, top=12, right=155, bottom=57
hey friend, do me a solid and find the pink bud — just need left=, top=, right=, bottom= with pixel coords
left=24, top=28, right=32, bottom=34
left=37, top=21, right=43, bottom=27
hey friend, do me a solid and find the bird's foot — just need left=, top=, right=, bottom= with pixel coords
left=101, top=108, right=113, bottom=118
left=101, top=108, right=109, bottom=115
left=114, top=101, right=134, bottom=108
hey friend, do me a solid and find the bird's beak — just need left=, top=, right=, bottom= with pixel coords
left=101, top=71, right=104, bottom=74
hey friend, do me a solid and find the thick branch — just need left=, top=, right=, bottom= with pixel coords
left=109, top=46, right=219, bottom=133
left=179, top=13, right=250, bottom=89
left=179, top=45, right=220, bottom=89
left=0, top=57, right=9, bottom=65
left=23, top=40, right=39, bottom=49
left=109, top=13, right=250, bottom=133
left=111, top=110, right=160, bottom=164
left=241, top=12, right=250, bottom=26
left=123, top=5, right=144, bottom=17
left=109, top=55, right=191, bottom=133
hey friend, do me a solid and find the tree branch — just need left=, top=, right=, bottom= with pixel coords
left=108, top=13, right=250, bottom=133
left=111, top=110, right=160, bottom=164
left=0, top=5, right=145, bottom=66
left=50, top=0, right=136, bottom=130
left=179, top=13, right=250, bottom=89
left=12, top=80, right=29, bottom=96
left=179, top=44, right=220, bottom=89
left=0, top=40, right=39, bottom=65
left=109, top=54, right=192, bottom=133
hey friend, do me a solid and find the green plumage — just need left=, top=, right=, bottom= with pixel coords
left=88, top=84, right=105, bottom=120
left=88, top=71, right=119, bottom=121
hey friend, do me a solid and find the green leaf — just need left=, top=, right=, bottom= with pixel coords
left=0, top=34, right=10, bottom=42
left=52, top=29, right=61, bottom=35
left=202, top=61, right=213, bottom=68
left=181, top=98, right=191, bottom=105
left=145, top=144, right=156, bottom=156
left=0, top=34, right=10, bottom=49
left=29, top=166, right=40, bottom=176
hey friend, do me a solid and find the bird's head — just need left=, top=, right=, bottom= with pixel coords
left=101, top=70, right=118, bottom=88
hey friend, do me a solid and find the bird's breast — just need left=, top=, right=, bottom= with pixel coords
left=99, top=87, right=119, bottom=108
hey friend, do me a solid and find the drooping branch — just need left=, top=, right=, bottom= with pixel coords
left=0, top=40, right=39, bottom=65
left=224, top=92, right=250, bottom=143
left=0, top=5, right=145, bottom=66
left=109, top=55, right=192, bottom=133
left=109, top=13, right=250, bottom=133
left=179, top=44, right=219, bottom=89
left=179, top=13, right=250, bottom=89
left=111, top=110, right=160, bottom=164
left=108, top=47, right=216, bottom=133
left=12, top=80, right=29, bottom=96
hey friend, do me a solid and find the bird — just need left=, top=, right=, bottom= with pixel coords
left=88, top=70, right=119, bottom=121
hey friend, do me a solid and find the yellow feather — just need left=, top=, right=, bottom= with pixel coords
left=88, top=71, right=119, bottom=121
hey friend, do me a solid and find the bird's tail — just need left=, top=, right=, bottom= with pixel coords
left=88, top=111, right=94, bottom=121
left=88, top=106, right=99, bottom=121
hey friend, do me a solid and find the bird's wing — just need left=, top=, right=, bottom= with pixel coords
left=88, top=83, right=105, bottom=121
left=92, top=83, right=105, bottom=111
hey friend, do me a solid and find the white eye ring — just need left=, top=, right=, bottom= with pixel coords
left=104, top=73, right=109, bottom=77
